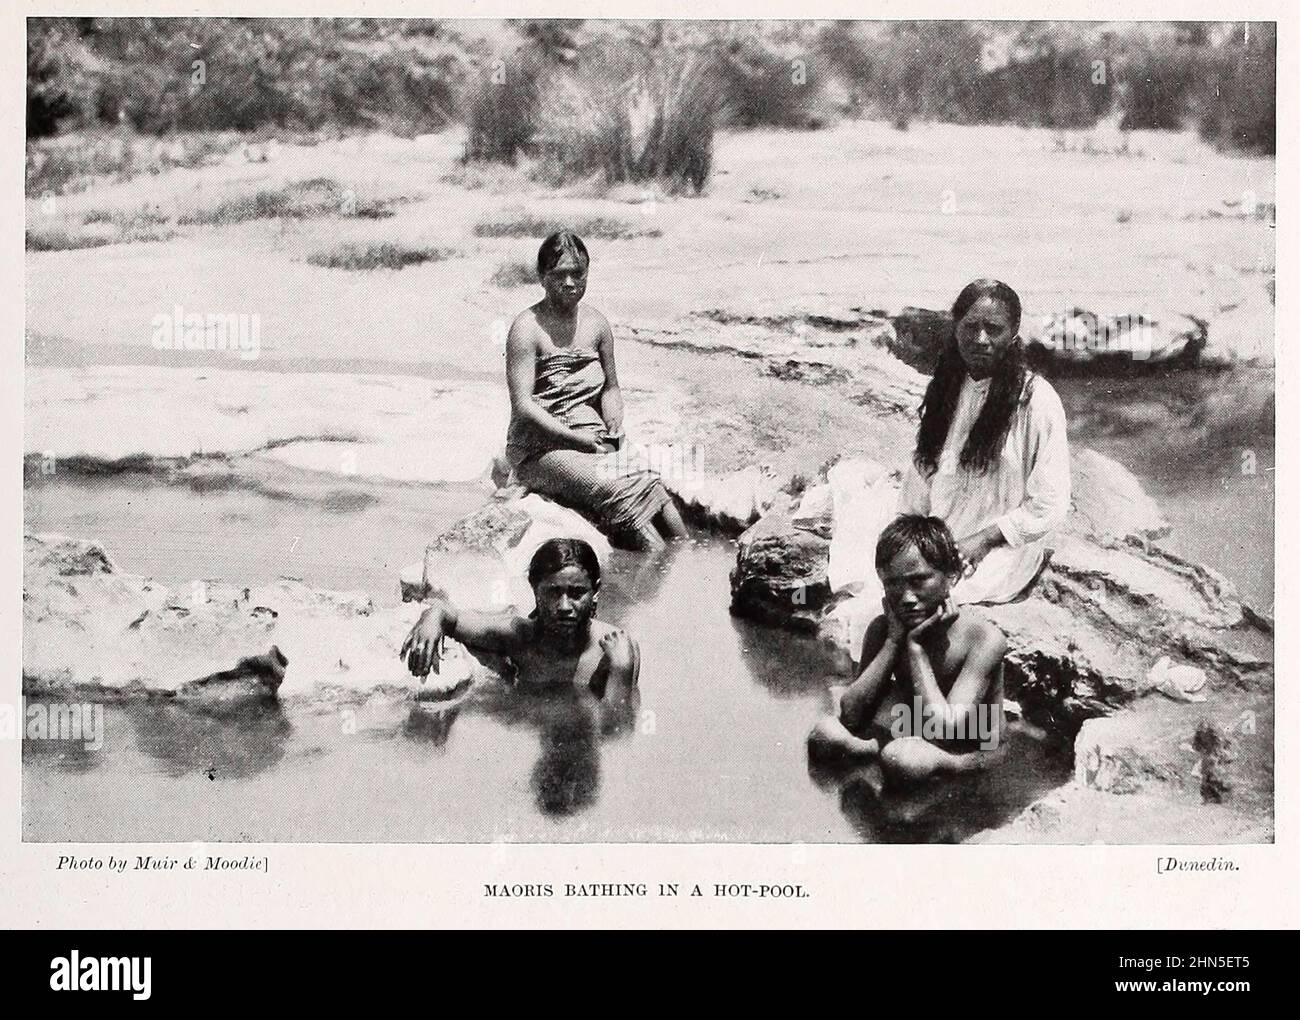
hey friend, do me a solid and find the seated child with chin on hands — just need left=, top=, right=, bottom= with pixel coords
left=808, top=514, right=1009, bottom=784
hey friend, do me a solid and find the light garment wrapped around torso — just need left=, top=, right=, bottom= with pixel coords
left=506, top=347, right=608, bottom=466
left=504, top=345, right=671, bottom=535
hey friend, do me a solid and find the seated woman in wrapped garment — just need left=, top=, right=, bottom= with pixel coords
left=504, top=231, right=688, bottom=550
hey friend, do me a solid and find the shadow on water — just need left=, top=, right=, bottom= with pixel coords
left=122, top=698, right=292, bottom=781
left=21, top=709, right=104, bottom=776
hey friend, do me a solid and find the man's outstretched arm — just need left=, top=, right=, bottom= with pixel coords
left=401, top=599, right=528, bottom=677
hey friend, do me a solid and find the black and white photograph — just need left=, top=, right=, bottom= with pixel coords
left=17, top=13, right=1276, bottom=850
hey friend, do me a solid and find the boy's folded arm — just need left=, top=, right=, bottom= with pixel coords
left=937, top=626, right=1008, bottom=724
left=838, top=616, right=898, bottom=730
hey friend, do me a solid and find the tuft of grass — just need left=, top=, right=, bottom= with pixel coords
left=26, top=226, right=114, bottom=252
left=490, top=260, right=540, bottom=288
left=82, top=205, right=172, bottom=228
left=26, top=220, right=175, bottom=251
left=179, top=179, right=343, bottom=225
left=463, top=50, right=547, bottom=165
left=177, top=177, right=398, bottom=226
left=473, top=213, right=660, bottom=241
left=465, top=36, right=722, bottom=194
left=531, top=45, right=721, bottom=194
left=306, top=241, right=459, bottom=271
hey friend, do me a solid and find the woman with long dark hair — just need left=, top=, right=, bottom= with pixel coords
left=898, top=279, right=1071, bottom=604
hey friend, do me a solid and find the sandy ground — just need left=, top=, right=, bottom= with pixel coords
left=25, top=119, right=1276, bottom=489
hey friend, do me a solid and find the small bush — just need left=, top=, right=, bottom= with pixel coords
left=464, top=34, right=723, bottom=194
left=26, top=227, right=113, bottom=252
left=26, top=220, right=176, bottom=251
left=176, top=177, right=400, bottom=226
left=533, top=45, right=722, bottom=193
left=306, top=242, right=458, bottom=271
left=463, top=48, right=549, bottom=164
left=1198, top=23, right=1275, bottom=155
left=717, top=32, right=828, bottom=129
left=474, top=213, right=660, bottom=241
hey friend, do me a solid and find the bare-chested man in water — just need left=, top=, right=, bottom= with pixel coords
left=808, top=514, right=1009, bottom=784
left=401, top=538, right=638, bottom=707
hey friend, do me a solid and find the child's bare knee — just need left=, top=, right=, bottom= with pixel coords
left=881, top=737, right=944, bottom=783
left=808, top=714, right=877, bottom=762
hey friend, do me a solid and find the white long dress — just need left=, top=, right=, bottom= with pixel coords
left=897, top=372, right=1071, bottom=605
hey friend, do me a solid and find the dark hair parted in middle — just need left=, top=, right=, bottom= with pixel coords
left=536, top=231, right=590, bottom=278
left=913, top=279, right=1032, bottom=477
left=875, top=514, right=964, bottom=575
left=527, top=537, right=601, bottom=589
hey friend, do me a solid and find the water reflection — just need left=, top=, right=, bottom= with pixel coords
left=404, top=678, right=640, bottom=818
left=735, top=620, right=845, bottom=698
left=602, top=544, right=680, bottom=612
left=808, top=726, right=1071, bottom=843
left=123, top=698, right=291, bottom=780
left=401, top=702, right=461, bottom=748
left=21, top=701, right=104, bottom=776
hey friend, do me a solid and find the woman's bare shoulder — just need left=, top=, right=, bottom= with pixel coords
left=512, top=305, right=545, bottom=334
left=507, top=307, right=548, bottom=354
left=579, top=304, right=613, bottom=339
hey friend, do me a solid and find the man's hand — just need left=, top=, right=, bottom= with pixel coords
left=400, top=608, right=445, bottom=678
left=881, top=597, right=909, bottom=644
left=906, top=597, right=958, bottom=648
left=599, top=628, right=635, bottom=671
